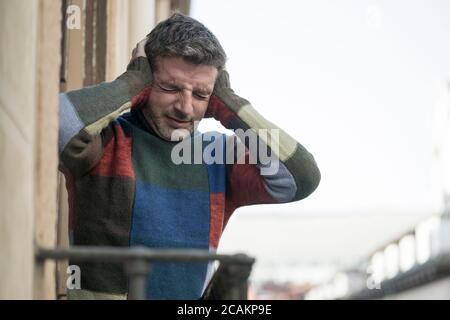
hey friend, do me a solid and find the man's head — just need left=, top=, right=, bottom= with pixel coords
left=142, top=14, right=227, bottom=141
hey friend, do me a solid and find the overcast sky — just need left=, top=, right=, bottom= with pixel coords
left=192, top=0, right=450, bottom=216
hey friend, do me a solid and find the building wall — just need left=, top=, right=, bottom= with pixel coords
left=0, top=0, right=60, bottom=299
left=33, top=0, right=62, bottom=299
left=106, top=0, right=156, bottom=81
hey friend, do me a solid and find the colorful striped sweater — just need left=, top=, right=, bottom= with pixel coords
left=58, top=57, right=321, bottom=299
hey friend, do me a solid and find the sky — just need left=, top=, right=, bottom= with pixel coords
left=192, top=0, right=450, bottom=214
left=190, top=0, right=450, bottom=283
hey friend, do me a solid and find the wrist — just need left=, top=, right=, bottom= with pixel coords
left=205, top=95, right=236, bottom=128
left=120, top=57, right=153, bottom=97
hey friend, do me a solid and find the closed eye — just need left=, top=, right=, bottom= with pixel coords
left=158, top=83, right=210, bottom=100
left=158, top=84, right=179, bottom=93
left=194, top=93, right=210, bottom=100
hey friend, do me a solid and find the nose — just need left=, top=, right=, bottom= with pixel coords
left=174, top=90, right=194, bottom=118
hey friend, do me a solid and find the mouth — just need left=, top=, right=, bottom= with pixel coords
left=166, top=115, right=192, bottom=128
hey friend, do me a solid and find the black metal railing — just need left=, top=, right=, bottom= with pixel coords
left=35, top=246, right=255, bottom=300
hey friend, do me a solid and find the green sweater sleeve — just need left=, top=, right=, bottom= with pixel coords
left=206, top=70, right=321, bottom=202
left=58, top=57, right=152, bottom=176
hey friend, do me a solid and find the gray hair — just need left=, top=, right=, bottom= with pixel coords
left=145, top=13, right=227, bottom=72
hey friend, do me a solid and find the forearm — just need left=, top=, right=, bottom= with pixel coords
left=208, top=72, right=321, bottom=201
left=59, top=57, right=151, bottom=155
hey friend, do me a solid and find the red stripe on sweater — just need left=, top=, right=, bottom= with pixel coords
left=223, top=150, right=276, bottom=229
left=91, top=124, right=134, bottom=178
left=206, top=95, right=236, bottom=127
left=209, top=192, right=225, bottom=249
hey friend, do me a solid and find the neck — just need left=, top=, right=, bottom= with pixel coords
left=131, top=108, right=200, bottom=141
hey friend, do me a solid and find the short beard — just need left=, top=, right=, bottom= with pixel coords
left=142, top=105, right=194, bottom=141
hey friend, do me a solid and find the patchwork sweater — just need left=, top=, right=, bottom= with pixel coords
left=58, top=57, right=321, bottom=299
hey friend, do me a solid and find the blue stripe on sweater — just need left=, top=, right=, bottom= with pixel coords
left=202, top=132, right=227, bottom=193
left=130, top=181, right=210, bottom=299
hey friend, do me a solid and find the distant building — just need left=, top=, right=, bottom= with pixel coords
left=305, top=82, right=450, bottom=300
left=253, top=280, right=314, bottom=300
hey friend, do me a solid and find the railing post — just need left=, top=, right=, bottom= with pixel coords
left=202, top=255, right=255, bottom=300
left=125, top=259, right=151, bottom=300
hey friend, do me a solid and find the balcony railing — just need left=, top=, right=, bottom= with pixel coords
left=35, top=246, right=255, bottom=300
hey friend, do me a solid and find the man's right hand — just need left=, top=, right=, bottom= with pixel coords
left=123, top=38, right=153, bottom=107
left=131, top=37, right=148, bottom=60
left=122, top=37, right=153, bottom=97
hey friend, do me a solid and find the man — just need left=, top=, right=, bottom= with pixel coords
left=59, top=13, right=320, bottom=300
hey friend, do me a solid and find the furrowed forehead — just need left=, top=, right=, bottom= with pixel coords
left=154, top=57, right=217, bottom=91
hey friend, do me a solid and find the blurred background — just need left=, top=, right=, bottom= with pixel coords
left=1, top=0, right=450, bottom=299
